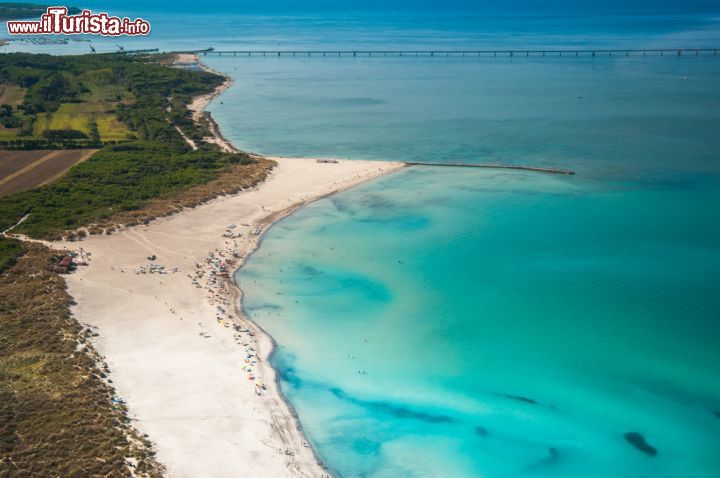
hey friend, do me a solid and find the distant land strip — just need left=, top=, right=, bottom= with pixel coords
left=200, top=48, right=719, bottom=58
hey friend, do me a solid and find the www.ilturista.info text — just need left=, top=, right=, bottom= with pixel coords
left=7, top=7, right=150, bottom=36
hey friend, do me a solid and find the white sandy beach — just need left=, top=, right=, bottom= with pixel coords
left=59, top=157, right=404, bottom=477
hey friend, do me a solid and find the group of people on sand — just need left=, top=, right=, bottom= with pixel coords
left=187, top=225, right=268, bottom=396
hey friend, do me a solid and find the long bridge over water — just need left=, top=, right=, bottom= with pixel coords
left=200, top=48, right=719, bottom=58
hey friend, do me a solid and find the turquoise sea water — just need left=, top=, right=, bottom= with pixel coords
left=213, top=6, right=720, bottom=477
left=8, top=2, right=720, bottom=475
left=227, top=50, right=720, bottom=475
left=239, top=168, right=720, bottom=477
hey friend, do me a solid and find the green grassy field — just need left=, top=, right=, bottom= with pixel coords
left=0, top=84, right=26, bottom=139
left=1, top=67, right=135, bottom=143
left=32, top=102, right=133, bottom=141
left=0, top=126, right=20, bottom=139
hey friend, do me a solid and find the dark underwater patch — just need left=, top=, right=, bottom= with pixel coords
left=276, top=365, right=302, bottom=388
left=295, top=263, right=325, bottom=277
left=522, top=445, right=562, bottom=472
left=272, top=351, right=304, bottom=389
left=350, top=437, right=383, bottom=455
left=251, top=302, right=283, bottom=311
left=713, top=410, right=720, bottom=419
left=546, top=447, right=560, bottom=463
left=329, top=195, right=430, bottom=231
left=624, top=432, right=657, bottom=456
left=474, top=426, right=489, bottom=437
left=328, top=386, right=455, bottom=424
left=293, top=267, right=391, bottom=303
left=336, top=275, right=391, bottom=301
left=501, top=394, right=539, bottom=405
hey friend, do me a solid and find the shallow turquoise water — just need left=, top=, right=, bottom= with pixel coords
left=239, top=168, right=720, bottom=477
left=223, top=11, right=720, bottom=477
left=9, top=1, right=720, bottom=474
left=218, top=16, right=720, bottom=473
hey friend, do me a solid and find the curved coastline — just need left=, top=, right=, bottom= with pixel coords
left=62, top=155, right=404, bottom=477
left=55, top=54, right=574, bottom=476
left=185, top=59, right=578, bottom=475
left=227, top=163, right=405, bottom=477
left=54, top=54, right=405, bottom=477
left=192, top=55, right=407, bottom=475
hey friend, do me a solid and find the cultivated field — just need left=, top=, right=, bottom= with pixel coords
left=0, top=83, right=26, bottom=105
left=0, top=149, right=97, bottom=196
left=0, top=84, right=26, bottom=140
left=32, top=102, right=133, bottom=141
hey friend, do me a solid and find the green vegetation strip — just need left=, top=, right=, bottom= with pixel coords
left=0, top=142, right=256, bottom=239
left=0, top=52, right=221, bottom=147
left=0, top=237, right=23, bottom=274
left=0, top=52, right=273, bottom=475
left=0, top=53, right=263, bottom=240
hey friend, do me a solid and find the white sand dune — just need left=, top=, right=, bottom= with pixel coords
left=61, top=157, right=404, bottom=477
